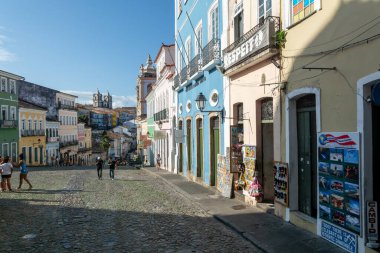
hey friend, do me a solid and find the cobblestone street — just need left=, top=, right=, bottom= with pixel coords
left=0, top=166, right=260, bottom=253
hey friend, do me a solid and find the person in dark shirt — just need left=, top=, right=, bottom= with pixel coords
left=108, top=157, right=116, bottom=180
left=96, top=157, right=103, bottom=180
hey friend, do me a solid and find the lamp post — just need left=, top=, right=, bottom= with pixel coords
left=195, top=92, right=224, bottom=115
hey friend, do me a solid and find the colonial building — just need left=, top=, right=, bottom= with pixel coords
left=0, top=70, right=24, bottom=161
left=18, top=99, right=47, bottom=166
left=57, top=92, right=78, bottom=165
left=153, top=44, right=176, bottom=172
left=46, top=120, right=60, bottom=165
left=146, top=84, right=155, bottom=166
left=222, top=0, right=281, bottom=203
left=136, top=55, right=156, bottom=160
left=277, top=1, right=380, bottom=252
left=175, top=0, right=224, bottom=186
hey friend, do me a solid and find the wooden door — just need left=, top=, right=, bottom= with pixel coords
left=197, top=119, right=203, bottom=178
left=210, top=117, right=219, bottom=186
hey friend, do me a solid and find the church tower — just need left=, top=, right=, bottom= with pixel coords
left=93, top=89, right=103, bottom=107
left=104, top=91, right=112, bottom=109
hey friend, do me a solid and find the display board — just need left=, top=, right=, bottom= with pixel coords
left=217, top=154, right=233, bottom=198
left=317, top=132, right=361, bottom=235
left=241, top=145, right=256, bottom=196
left=273, top=162, right=288, bottom=206
left=230, top=125, right=243, bottom=173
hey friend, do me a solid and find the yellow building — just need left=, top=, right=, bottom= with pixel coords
left=19, top=99, right=47, bottom=166
left=112, top=111, right=118, bottom=127
left=277, top=1, right=380, bottom=252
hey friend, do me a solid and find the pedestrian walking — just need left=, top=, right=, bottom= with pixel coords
left=1, top=156, right=13, bottom=192
left=156, top=154, right=161, bottom=171
left=13, top=154, right=33, bottom=190
left=55, top=156, right=59, bottom=167
left=108, top=157, right=116, bottom=180
left=96, top=157, right=103, bottom=180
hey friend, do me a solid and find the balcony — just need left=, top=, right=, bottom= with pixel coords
left=59, top=140, right=79, bottom=148
left=0, top=120, right=17, bottom=128
left=223, top=16, right=280, bottom=71
left=47, top=136, right=60, bottom=142
left=154, top=108, right=168, bottom=122
left=78, top=147, right=92, bottom=153
left=173, top=38, right=221, bottom=89
left=21, top=129, right=45, bottom=137
left=57, top=103, right=76, bottom=110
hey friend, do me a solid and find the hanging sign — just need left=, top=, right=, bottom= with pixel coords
left=367, top=201, right=378, bottom=242
left=317, top=132, right=361, bottom=237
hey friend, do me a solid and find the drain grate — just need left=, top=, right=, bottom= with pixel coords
left=231, top=204, right=246, bottom=210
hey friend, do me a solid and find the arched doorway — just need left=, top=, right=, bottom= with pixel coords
left=186, top=119, right=192, bottom=174
left=196, top=118, right=203, bottom=178
left=296, top=94, right=317, bottom=218
left=178, top=120, right=183, bottom=173
left=210, top=116, right=220, bottom=186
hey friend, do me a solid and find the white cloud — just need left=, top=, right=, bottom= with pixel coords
left=0, top=32, right=15, bottom=62
left=61, top=90, right=136, bottom=108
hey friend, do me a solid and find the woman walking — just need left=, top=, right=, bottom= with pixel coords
left=13, top=154, right=32, bottom=190
left=1, top=156, right=14, bottom=192
left=156, top=154, right=161, bottom=171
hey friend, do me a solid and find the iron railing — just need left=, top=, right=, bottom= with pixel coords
left=223, top=16, right=280, bottom=54
left=59, top=140, right=79, bottom=148
left=154, top=108, right=168, bottom=122
left=57, top=103, right=76, bottom=110
left=0, top=120, right=17, bottom=128
left=173, top=38, right=221, bottom=88
left=21, top=129, right=45, bottom=137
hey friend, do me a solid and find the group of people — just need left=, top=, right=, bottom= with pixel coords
left=95, top=157, right=117, bottom=180
left=0, top=154, right=33, bottom=192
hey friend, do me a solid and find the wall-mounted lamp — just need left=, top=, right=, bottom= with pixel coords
left=33, top=138, right=43, bottom=148
left=157, top=120, right=171, bottom=131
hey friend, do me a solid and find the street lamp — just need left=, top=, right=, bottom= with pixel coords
left=195, top=92, right=224, bottom=115
left=157, top=120, right=171, bottom=131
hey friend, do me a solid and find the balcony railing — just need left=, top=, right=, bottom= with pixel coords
left=47, top=136, right=60, bottom=142
left=21, top=129, right=45, bottom=137
left=223, top=16, right=280, bottom=70
left=173, top=38, right=221, bottom=88
left=154, top=108, right=168, bottom=122
left=78, top=147, right=92, bottom=152
left=57, top=103, right=76, bottom=110
left=59, top=140, right=79, bottom=148
left=0, top=120, right=17, bottom=128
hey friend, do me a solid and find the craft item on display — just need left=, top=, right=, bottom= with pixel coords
left=230, top=125, right=243, bottom=173
left=216, top=154, right=233, bottom=198
left=247, top=176, right=263, bottom=202
left=273, top=161, right=289, bottom=206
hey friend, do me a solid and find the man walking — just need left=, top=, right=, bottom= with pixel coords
left=96, top=157, right=103, bottom=180
left=108, top=157, right=116, bottom=180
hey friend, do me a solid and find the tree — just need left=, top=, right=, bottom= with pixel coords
left=99, top=134, right=111, bottom=158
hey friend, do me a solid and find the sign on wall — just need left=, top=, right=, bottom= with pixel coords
left=321, top=221, right=357, bottom=253
left=273, top=162, right=289, bottom=206
left=367, top=201, right=378, bottom=243
left=317, top=132, right=361, bottom=236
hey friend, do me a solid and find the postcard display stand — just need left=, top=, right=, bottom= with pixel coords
left=241, top=145, right=258, bottom=198
left=318, top=132, right=360, bottom=253
left=274, top=162, right=289, bottom=206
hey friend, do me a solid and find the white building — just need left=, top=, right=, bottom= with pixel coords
left=153, top=44, right=176, bottom=172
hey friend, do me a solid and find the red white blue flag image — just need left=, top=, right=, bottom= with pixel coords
left=319, top=134, right=356, bottom=146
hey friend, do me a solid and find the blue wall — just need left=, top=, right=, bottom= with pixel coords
left=176, top=0, right=224, bottom=185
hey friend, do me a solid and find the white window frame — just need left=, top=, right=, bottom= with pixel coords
left=1, top=105, right=8, bottom=120
left=2, top=143, right=9, bottom=157
left=9, top=79, right=16, bottom=94
left=258, top=0, right=272, bottom=21
left=283, top=0, right=321, bottom=28
left=194, top=21, right=203, bottom=55
left=10, top=106, right=16, bottom=120
left=208, top=0, right=219, bottom=42
left=185, top=36, right=191, bottom=65
left=1, top=77, right=7, bottom=92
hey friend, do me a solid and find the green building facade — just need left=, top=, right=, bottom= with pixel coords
left=0, top=70, right=24, bottom=161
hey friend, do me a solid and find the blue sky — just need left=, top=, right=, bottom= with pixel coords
left=0, top=0, right=174, bottom=107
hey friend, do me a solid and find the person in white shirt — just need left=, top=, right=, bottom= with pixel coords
left=1, top=156, right=13, bottom=192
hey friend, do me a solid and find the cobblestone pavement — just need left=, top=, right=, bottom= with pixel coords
left=0, top=166, right=261, bottom=253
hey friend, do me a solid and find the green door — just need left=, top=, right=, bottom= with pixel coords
left=297, top=95, right=317, bottom=218
left=179, top=121, right=183, bottom=173
left=197, top=119, right=203, bottom=178
left=187, top=119, right=192, bottom=172
left=210, top=117, right=219, bottom=186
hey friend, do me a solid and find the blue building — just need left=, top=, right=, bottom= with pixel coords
left=174, top=0, right=224, bottom=186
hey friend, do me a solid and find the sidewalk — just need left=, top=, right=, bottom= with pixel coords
left=143, top=167, right=346, bottom=253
